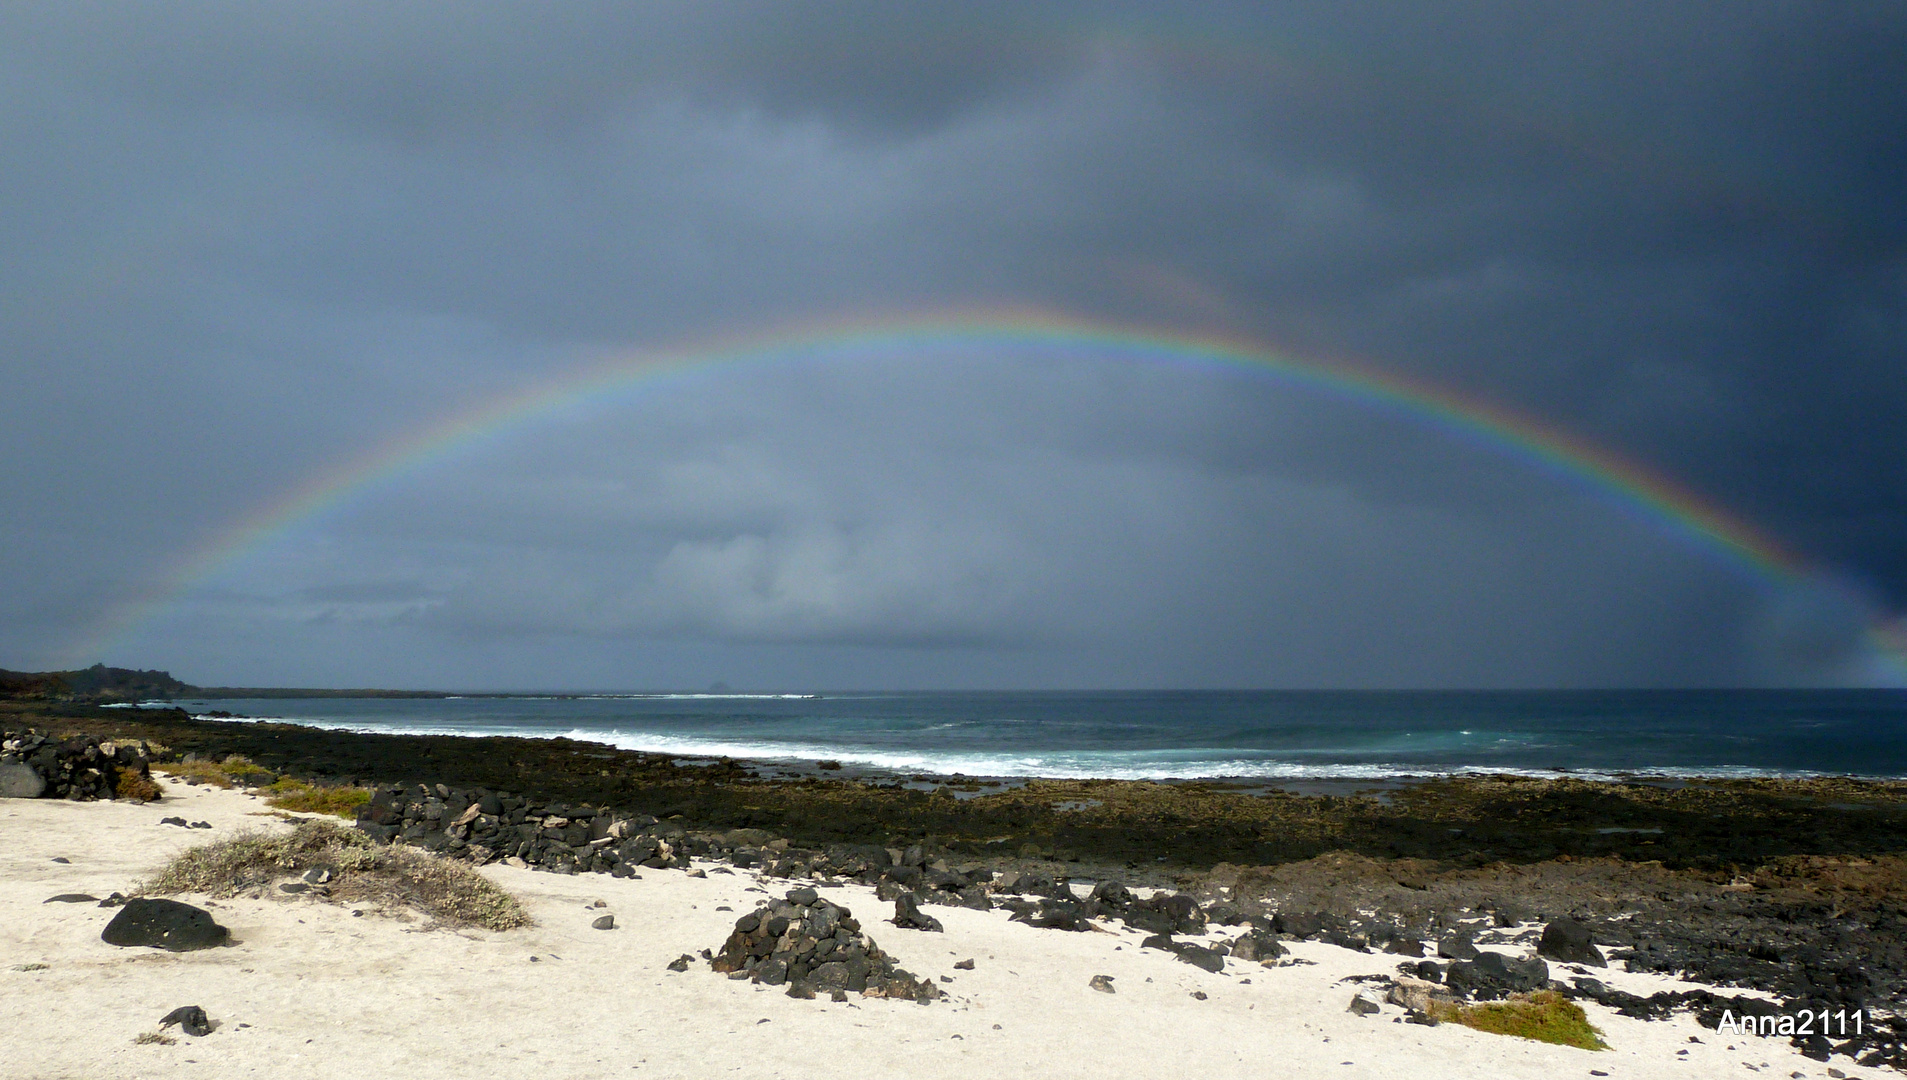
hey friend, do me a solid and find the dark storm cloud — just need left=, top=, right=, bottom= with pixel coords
left=0, top=1, right=1901, bottom=687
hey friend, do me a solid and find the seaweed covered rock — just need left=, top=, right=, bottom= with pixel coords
left=710, top=888, right=941, bottom=1003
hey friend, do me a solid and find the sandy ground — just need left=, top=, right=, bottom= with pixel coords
left=0, top=780, right=1889, bottom=1080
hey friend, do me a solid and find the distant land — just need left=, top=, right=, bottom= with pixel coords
left=0, top=664, right=463, bottom=702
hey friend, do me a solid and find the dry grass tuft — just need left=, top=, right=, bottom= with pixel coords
left=1424, top=990, right=1608, bottom=1050
left=133, top=1030, right=176, bottom=1046
left=261, top=777, right=370, bottom=817
left=139, top=818, right=529, bottom=931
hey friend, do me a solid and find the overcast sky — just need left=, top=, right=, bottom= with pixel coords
left=3, top=1, right=1903, bottom=689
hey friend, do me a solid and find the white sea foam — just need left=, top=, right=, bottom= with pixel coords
left=579, top=693, right=821, bottom=700
left=179, top=712, right=1860, bottom=782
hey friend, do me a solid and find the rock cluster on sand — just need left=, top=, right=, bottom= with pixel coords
left=0, top=729, right=159, bottom=801
left=1443, top=950, right=1550, bottom=998
left=357, top=784, right=700, bottom=873
left=343, top=782, right=1907, bottom=1068
left=710, top=887, right=941, bottom=1003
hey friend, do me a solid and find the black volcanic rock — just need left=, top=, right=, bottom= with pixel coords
left=159, top=1005, right=211, bottom=1037
left=102, top=898, right=228, bottom=951
left=1445, top=951, right=1549, bottom=999
left=1437, top=931, right=1480, bottom=960
left=711, top=888, right=939, bottom=1003
left=1537, top=917, right=1605, bottom=967
left=893, top=891, right=944, bottom=932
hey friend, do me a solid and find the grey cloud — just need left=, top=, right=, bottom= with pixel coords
left=1, top=2, right=1901, bottom=687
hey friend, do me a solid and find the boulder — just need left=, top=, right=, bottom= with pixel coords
left=1386, top=976, right=1453, bottom=1017
left=592, top=914, right=616, bottom=930
left=1089, top=974, right=1116, bottom=993
left=1320, top=929, right=1370, bottom=952
left=1203, top=902, right=1246, bottom=926
left=101, top=898, right=229, bottom=952
left=1444, top=950, right=1549, bottom=999
left=1228, top=931, right=1286, bottom=963
left=1273, top=910, right=1325, bottom=939
left=0, top=759, right=46, bottom=799
left=1384, top=935, right=1426, bottom=957
left=1537, top=917, right=1605, bottom=967
left=1173, top=944, right=1226, bottom=973
left=1489, top=902, right=1530, bottom=928
left=1347, top=992, right=1381, bottom=1015
left=1437, top=930, right=1479, bottom=960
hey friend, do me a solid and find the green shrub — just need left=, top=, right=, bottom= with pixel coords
left=262, top=778, right=370, bottom=817
left=216, top=755, right=275, bottom=784
left=156, top=754, right=277, bottom=789
left=157, top=760, right=235, bottom=788
left=1427, top=991, right=1609, bottom=1051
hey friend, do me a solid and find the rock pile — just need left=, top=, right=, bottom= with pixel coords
left=991, top=872, right=1215, bottom=938
left=0, top=729, right=159, bottom=801
left=710, top=887, right=942, bottom=1003
left=355, top=784, right=703, bottom=873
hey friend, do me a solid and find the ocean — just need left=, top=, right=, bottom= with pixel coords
left=148, top=689, right=1907, bottom=783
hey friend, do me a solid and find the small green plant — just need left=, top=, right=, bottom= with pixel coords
left=262, top=777, right=370, bottom=817
left=11, top=963, right=49, bottom=972
left=158, top=760, right=235, bottom=788
left=140, top=818, right=530, bottom=931
left=1426, top=991, right=1608, bottom=1050
left=216, top=754, right=275, bottom=784
left=157, top=754, right=276, bottom=788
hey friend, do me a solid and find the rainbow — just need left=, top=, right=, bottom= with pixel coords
left=74, top=308, right=1907, bottom=680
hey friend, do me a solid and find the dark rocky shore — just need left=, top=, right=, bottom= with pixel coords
left=11, top=699, right=1907, bottom=1068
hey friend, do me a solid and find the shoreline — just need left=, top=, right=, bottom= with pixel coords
left=117, top=698, right=1907, bottom=789
left=14, top=701, right=1907, bottom=870
left=5, top=779, right=1901, bottom=1078
left=9, top=698, right=1907, bottom=1068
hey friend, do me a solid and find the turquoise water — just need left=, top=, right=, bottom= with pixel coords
left=148, top=689, right=1907, bottom=782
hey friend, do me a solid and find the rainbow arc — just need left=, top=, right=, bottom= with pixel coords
left=73, top=309, right=1907, bottom=682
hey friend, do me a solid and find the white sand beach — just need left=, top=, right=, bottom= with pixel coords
left=0, top=779, right=1884, bottom=1080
